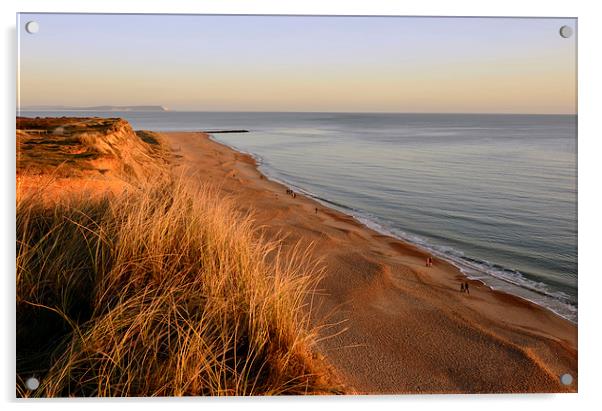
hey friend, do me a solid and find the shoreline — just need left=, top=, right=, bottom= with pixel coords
left=207, top=134, right=577, bottom=324
left=165, top=131, right=577, bottom=393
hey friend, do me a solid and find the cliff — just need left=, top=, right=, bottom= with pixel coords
left=17, top=117, right=170, bottom=196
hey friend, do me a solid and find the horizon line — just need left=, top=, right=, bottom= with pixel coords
left=18, top=109, right=578, bottom=116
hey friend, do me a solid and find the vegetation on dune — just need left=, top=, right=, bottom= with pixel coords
left=16, top=117, right=341, bottom=396
left=16, top=178, right=340, bottom=396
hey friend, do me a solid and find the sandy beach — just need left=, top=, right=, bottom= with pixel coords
left=163, top=131, right=577, bottom=394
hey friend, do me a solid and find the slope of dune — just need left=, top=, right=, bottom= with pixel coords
left=16, top=117, right=341, bottom=396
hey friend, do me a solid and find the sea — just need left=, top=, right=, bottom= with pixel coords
left=20, top=111, right=578, bottom=322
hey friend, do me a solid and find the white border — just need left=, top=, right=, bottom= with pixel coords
left=3, top=1, right=601, bottom=410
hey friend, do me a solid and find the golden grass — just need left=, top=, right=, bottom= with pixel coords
left=16, top=177, right=341, bottom=396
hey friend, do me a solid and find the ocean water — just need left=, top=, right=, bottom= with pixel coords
left=20, top=111, right=577, bottom=322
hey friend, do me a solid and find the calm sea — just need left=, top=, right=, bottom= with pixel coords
left=20, top=111, right=577, bottom=322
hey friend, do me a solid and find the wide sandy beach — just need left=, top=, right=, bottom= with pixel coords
left=164, top=131, right=577, bottom=394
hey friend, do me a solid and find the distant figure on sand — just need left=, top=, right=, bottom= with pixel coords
left=465, top=282, right=470, bottom=294
left=425, top=257, right=433, bottom=267
left=315, top=207, right=318, bottom=214
left=460, top=283, right=465, bottom=293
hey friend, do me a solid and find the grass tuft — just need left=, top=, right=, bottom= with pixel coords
left=16, top=178, right=341, bottom=396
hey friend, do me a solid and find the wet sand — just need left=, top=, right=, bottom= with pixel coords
left=164, top=131, right=577, bottom=394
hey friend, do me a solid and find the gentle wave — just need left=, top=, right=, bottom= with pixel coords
left=210, top=134, right=577, bottom=323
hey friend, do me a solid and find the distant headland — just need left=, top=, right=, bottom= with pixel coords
left=20, top=105, right=169, bottom=112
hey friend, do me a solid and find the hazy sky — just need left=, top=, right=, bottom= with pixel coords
left=18, top=14, right=577, bottom=114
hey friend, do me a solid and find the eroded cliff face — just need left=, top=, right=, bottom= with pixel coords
left=17, top=117, right=170, bottom=197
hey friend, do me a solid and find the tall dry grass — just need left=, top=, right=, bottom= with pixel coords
left=16, top=178, right=340, bottom=396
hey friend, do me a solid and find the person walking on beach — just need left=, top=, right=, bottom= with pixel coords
left=315, top=207, right=318, bottom=214
left=460, top=283, right=465, bottom=293
left=465, top=282, right=470, bottom=295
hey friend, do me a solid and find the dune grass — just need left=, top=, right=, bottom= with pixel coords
left=16, top=178, right=341, bottom=396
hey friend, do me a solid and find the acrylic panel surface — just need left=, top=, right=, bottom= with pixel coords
left=16, top=14, right=577, bottom=396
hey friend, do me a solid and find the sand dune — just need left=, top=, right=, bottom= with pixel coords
left=16, top=119, right=339, bottom=396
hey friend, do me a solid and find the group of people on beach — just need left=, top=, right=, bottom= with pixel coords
left=285, top=188, right=320, bottom=215
left=425, top=256, right=471, bottom=295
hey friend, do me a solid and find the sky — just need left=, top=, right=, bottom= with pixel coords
left=17, top=14, right=577, bottom=114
